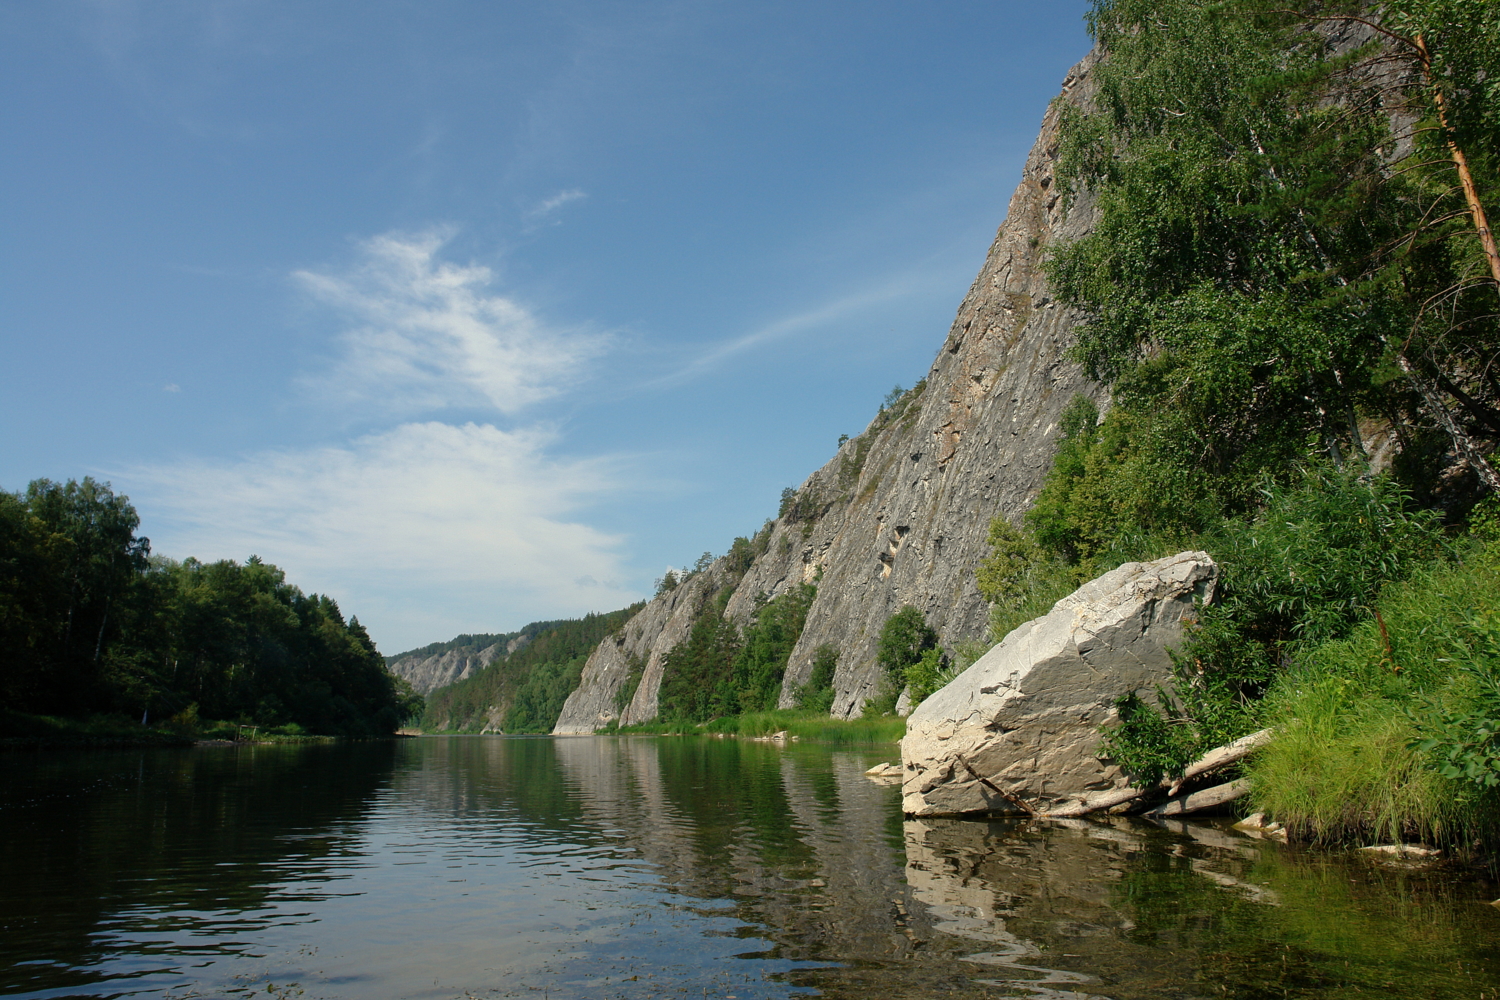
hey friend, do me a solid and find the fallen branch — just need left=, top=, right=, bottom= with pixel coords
left=955, top=754, right=1039, bottom=816
left=1144, top=778, right=1251, bottom=817
left=1039, top=728, right=1273, bottom=819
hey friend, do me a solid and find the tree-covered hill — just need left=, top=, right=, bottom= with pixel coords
left=1, top=477, right=421, bottom=736
left=420, top=605, right=643, bottom=733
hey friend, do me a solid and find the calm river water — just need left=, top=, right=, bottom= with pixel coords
left=4, top=736, right=1500, bottom=1000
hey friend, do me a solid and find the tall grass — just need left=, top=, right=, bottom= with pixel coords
left=1247, top=541, right=1500, bottom=847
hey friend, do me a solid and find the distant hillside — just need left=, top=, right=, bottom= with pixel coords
left=386, top=620, right=571, bottom=695
left=421, top=605, right=643, bottom=733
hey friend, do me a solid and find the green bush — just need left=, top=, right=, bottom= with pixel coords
left=1243, top=532, right=1500, bottom=846
left=867, top=606, right=945, bottom=713
left=794, top=644, right=838, bottom=714
left=1101, top=468, right=1447, bottom=784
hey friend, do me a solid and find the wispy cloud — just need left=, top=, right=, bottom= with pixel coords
left=528, top=188, right=587, bottom=220
left=651, top=275, right=927, bottom=389
left=123, top=421, right=637, bottom=651
left=118, top=229, right=642, bottom=651
left=295, top=229, right=605, bottom=416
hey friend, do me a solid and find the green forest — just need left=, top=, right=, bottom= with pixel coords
left=1, top=477, right=421, bottom=738
left=420, top=606, right=642, bottom=733
left=961, top=0, right=1500, bottom=847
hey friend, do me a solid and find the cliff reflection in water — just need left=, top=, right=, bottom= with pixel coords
left=5, top=737, right=1500, bottom=1000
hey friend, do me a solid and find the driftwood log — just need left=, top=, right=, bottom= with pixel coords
left=1144, top=778, right=1252, bottom=817
left=989, top=728, right=1274, bottom=819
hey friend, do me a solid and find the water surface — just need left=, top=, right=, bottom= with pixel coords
left=3, top=736, right=1499, bottom=999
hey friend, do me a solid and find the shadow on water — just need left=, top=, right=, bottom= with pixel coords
left=6, top=736, right=1500, bottom=999
left=1, top=742, right=400, bottom=997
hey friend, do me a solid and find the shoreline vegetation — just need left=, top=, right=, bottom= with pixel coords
left=1, top=477, right=424, bottom=742
left=603, top=709, right=906, bottom=745
left=0, top=709, right=353, bottom=750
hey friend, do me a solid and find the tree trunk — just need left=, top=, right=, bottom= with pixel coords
left=1415, top=33, right=1500, bottom=297
left=1394, top=349, right=1500, bottom=491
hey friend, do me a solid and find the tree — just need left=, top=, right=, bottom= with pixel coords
left=1054, top=0, right=1500, bottom=496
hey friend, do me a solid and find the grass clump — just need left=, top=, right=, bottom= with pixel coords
left=1247, top=541, right=1500, bottom=847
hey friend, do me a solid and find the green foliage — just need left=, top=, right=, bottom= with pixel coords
left=1247, top=541, right=1500, bottom=846
left=866, top=606, right=945, bottom=713
left=656, top=585, right=742, bottom=724
left=778, top=484, right=825, bottom=527
left=616, top=711, right=904, bottom=744
left=877, top=607, right=938, bottom=688
left=1100, top=692, right=1200, bottom=788
left=614, top=652, right=646, bottom=713
left=975, top=514, right=1093, bottom=643
left=1409, top=612, right=1500, bottom=788
left=1056, top=0, right=1500, bottom=506
left=1026, top=398, right=1225, bottom=562
left=903, top=647, right=952, bottom=706
left=733, top=584, right=817, bottom=714
left=1101, top=468, right=1447, bottom=783
left=0, top=477, right=418, bottom=736
left=1208, top=467, right=1446, bottom=649
left=656, top=583, right=816, bottom=724
left=794, top=644, right=838, bottom=713
left=420, top=607, right=642, bottom=733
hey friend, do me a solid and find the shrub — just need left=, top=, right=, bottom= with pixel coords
left=1101, top=467, right=1449, bottom=784
left=794, top=645, right=838, bottom=714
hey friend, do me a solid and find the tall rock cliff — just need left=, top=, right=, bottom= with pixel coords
left=554, top=52, right=1101, bottom=733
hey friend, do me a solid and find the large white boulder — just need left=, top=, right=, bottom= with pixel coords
left=901, top=551, right=1218, bottom=816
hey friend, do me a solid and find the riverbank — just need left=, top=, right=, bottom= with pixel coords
left=606, top=709, right=906, bottom=745
left=0, top=710, right=196, bottom=750
left=0, top=710, right=389, bottom=750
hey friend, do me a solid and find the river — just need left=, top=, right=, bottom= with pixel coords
left=3, top=736, right=1499, bottom=999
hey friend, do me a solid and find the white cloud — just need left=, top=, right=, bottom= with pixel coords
left=529, top=188, right=587, bottom=219
left=295, top=230, right=605, bottom=416
left=122, top=421, right=639, bottom=652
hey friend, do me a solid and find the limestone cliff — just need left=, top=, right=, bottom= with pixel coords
left=388, top=632, right=533, bottom=696
left=554, top=51, right=1101, bottom=732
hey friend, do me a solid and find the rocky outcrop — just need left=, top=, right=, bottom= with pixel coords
left=554, top=51, right=1105, bottom=733
left=552, top=567, right=734, bottom=734
left=388, top=642, right=500, bottom=695
left=388, top=633, right=537, bottom=696
left=900, top=551, right=1218, bottom=817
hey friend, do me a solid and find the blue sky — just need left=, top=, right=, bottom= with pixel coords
left=1, top=0, right=1092, bottom=654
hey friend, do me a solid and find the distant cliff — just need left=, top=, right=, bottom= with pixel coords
left=553, top=52, right=1103, bottom=733
left=388, top=624, right=561, bottom=696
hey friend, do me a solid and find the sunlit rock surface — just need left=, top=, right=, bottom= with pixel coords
left=901, top=551, right=1218, bottom=817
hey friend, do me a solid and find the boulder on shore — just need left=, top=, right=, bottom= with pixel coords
left=900, top=551, right=1218, bottom=817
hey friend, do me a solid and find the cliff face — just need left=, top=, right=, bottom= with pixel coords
left=553, top=52, right=1101, bottom=733
left=389, top=633, right=532, bottom=696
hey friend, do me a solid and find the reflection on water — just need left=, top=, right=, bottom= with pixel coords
left=3, top=737, right=1500, bottom=999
